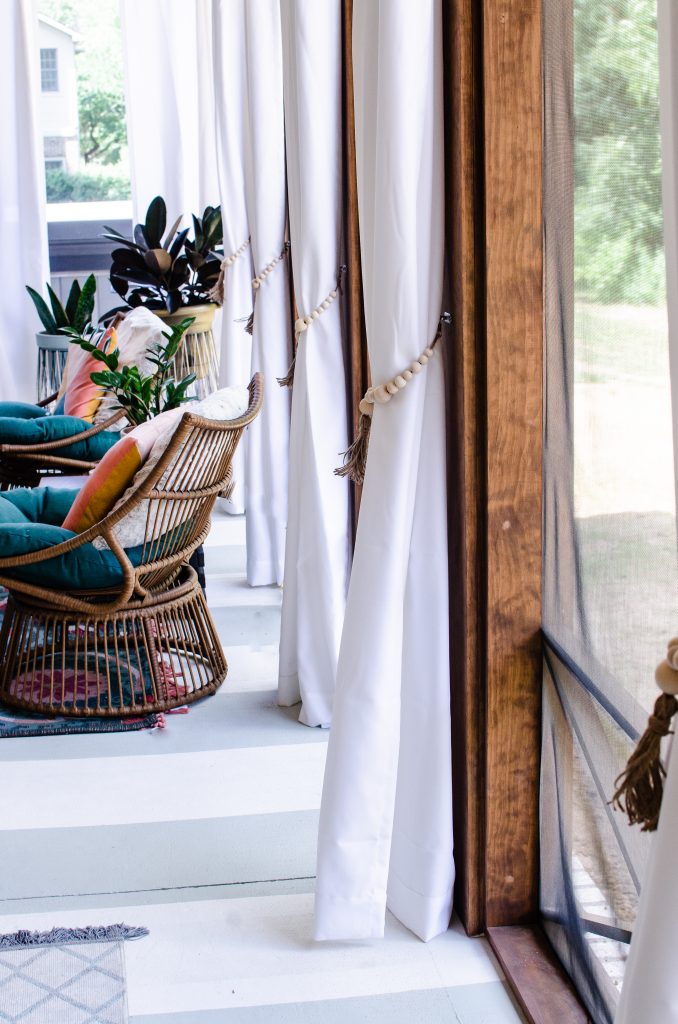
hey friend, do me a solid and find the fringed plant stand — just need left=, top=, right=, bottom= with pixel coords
left=159, top=303, right=219, bottom=400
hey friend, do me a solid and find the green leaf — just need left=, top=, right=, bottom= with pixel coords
left=26, top=286, right=57, bottom=333
left=145, top=196, right=167, bottom=249
left=65, top=280, right=81, bottom=323
left=46, top=284, right=69, bottom=329
left=73, top=274, right=96, bottom=332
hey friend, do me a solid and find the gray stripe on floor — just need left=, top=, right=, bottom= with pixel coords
left=0, top=811, right=319, bottom=901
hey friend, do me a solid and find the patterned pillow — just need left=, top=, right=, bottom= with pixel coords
left=62, top=326, right=116, bottom=421
left=62, top=407, right=184, bottom=534
left=91, top=386, right=250, bottom=553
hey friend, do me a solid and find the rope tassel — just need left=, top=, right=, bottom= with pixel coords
left=335, top=311, right=452, bottom=484
left=276, top=352, right=296, bottom=389
left=611, top=638, right=678, bottom=831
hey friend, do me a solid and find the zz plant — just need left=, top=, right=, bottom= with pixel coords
left=26, top=274, right=96, bottom=335
left=104, top=196, right=223, bottom=314
left=64, top=317, right=197, bottom=426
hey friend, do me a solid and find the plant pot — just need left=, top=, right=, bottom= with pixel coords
left=35, top=332, right=70, bottom=401
left=157, top=303, right=218, bottom=400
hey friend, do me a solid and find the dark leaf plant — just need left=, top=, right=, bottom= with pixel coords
left=64, top=317, right=197, bottom=427
left=103, top=196, right=223, bottom=315
left=26, top=274, right=96, bottom=335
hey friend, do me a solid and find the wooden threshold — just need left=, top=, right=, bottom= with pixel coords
left=487, top=925, right=592, bottom=1024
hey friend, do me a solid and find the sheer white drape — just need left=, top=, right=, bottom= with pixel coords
left=121, top=0, right=252, bottom=512
left=277, top=0, right=350, bottom=727
left=242, top=0, right=291, bottom=587
left=315, top=0, right=454, bottom=941
left=0, top=0, right=48, bottom=402
left=616, top=3, right=678, bottom=1020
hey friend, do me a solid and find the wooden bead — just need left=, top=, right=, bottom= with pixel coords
left=410, top=361, right=422, bottom=374
left=295, top=318, right=307, bottom=333
left=403, top=370, right=413, bottom=381
left=394, top=375, right=406, bottom=389
left=359, top=397, right=373, bottom=416
left=656, top=659, right=678, bottom=695
left=386, top=381, right=399, bottom=395
left=373, top=385, right=391, bottom=404
left=419, top=354, right=429, bottom=365
left=424, top=347, right=434, bottom=358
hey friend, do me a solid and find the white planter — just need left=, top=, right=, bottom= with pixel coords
left=35, top=331, right=69, bottom=352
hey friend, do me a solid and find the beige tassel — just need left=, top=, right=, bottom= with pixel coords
left=277, top=353, right=296, bottom=389
left=334, top=412, right=372, bottom=484
left=612, top=639, right=678, bottom=831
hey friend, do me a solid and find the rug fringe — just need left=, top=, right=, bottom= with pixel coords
left=0, top=924, right=149, bottom=949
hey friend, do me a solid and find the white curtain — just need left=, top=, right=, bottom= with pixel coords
left=277, top=0, right=350, bottom=727
left=0, top=0, right=48, bottom=403
left=616, top=2, right=678, bottom=1020
left=315, top=0, right=454, bottom=942
left=242, top=1, right=291, bottom=587
left=121, top=0, right=252, bottom=512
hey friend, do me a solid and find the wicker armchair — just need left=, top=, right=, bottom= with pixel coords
left=0, top=374, right=263, bottom=717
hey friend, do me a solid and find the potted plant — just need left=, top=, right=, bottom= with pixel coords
left=103, top=197, right=223, bottom=397
left=26, top=275, right=96, bottom=399
left=64, top=317, right=197, bottom=426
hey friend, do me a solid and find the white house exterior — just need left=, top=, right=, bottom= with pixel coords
left=38, top=15, right=80, bottom=173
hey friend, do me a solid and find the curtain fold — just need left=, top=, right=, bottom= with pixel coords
left=277, top=0, right=351, bottom=727
left=314, top=0, right=453, bottom=941
left=0, top=0, right=48, bottom=403
left=242, top=0, right=291, bottom=587
left=616, top=2, right=678, bottom=1020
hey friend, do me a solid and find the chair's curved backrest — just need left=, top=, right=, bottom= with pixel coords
left=129, top=373, right=263, bottom=591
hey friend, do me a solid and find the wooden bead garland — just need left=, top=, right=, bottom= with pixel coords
left=245, top=242, right=291, bottom=336
left=278, top=265, right=347, bottom=388
left=209, top=237, right=251, bottom=304
left=335, top=312, right=451, bottom=485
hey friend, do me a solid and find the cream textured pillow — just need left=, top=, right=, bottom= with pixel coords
left=93, top=385, right=250, bottom=552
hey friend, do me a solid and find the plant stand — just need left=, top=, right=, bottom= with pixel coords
left=157, top=304, right=219, bottom=400
left=36, top=333, right=69, bottom=402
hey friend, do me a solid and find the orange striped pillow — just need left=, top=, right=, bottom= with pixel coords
left=62, top=408, right=183, bottom=535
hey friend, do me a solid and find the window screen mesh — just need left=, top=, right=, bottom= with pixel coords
left=541, top=0, right=677, bottom=1020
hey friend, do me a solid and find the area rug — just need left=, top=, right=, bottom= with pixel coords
left=0, top=924, right=148, bottom=1023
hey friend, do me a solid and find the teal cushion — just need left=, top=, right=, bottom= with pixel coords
left=0, top=415, right=117, bottom=462
left=0, top=491, right=145, bottom=591
left=53, top=394, right=66, bottom=416
left=0, top=402, right=49, bottom=420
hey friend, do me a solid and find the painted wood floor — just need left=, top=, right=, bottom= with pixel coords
left=0, top=507, right=525, bottom=1023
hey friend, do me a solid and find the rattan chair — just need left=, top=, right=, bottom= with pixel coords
left=0, top=374, right=263, bottom=717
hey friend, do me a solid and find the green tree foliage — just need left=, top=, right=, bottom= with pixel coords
left=575, top=0, right=665, bottom=304
left=45, top=168, right=130, bottom=203
left=79, top=88, right=127, bottom=165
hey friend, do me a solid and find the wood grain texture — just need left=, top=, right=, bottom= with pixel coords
left=341, top=0, right=368, bottom=533
left=488, top=926, right=592, bottom=1023
left=442, top=0, right=486, bottom=936
left=482, top=0, right=543, bottom=926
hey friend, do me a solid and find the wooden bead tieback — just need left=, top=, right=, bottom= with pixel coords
left=611, top=637, right=678, bottom=831
left=335, top=312, right=452, bottom=485
left=245, top=242, right=291, bottom=336
left=209, top=237, right=251, bottom=304
left=277, top=265, right=347, bottom=389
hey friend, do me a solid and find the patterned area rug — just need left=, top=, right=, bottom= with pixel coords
left=0, top=925, right=148, bottom=1023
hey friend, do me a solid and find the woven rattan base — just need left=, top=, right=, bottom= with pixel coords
left=0, top=570, right=227, bottom=717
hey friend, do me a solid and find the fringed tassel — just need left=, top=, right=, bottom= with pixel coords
left=334, top=412, right=372, bottom=485
left=245, top=307, right=255, bottom=336
left=0, top=924, right=149, bottom=949
left=277, top=353, right=296, bottom=389
left=611, top=691, right=678, bottom=831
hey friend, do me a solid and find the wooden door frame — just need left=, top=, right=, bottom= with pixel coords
left=444, top=0, right=589, bottom=1018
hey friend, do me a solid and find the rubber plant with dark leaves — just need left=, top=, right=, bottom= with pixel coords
left=26, top=274, right=96, bottom=335
left=103, top=196, right=223, bottom=315
left=64, top=318, right=197, bottom=426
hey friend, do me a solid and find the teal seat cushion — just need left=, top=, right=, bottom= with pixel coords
left=0, top=402, right=49, bottom=420
left=0, top=490, right=143, bottom=591
left=0, top=415, right=117, bottom=462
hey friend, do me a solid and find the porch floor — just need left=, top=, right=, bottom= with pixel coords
left=0, top=507, right=524, bottom=1022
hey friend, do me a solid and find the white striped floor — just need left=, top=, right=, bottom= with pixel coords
left=0, top=506, right=525, bottom=1022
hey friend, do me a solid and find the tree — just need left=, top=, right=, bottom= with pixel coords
left=79, top=88, right=127, bottom=165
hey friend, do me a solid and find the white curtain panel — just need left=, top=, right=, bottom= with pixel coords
left=0, top=0, right=48, bottom=402
left=277, top=0, right=351, bottom=727
left=211, top=0, right=253, bottom=514
left=616, top=3, right=678, bottom=1020
left=242, top=0, right=292, bottom=587
left=315, top=0, right=454, bottom=942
